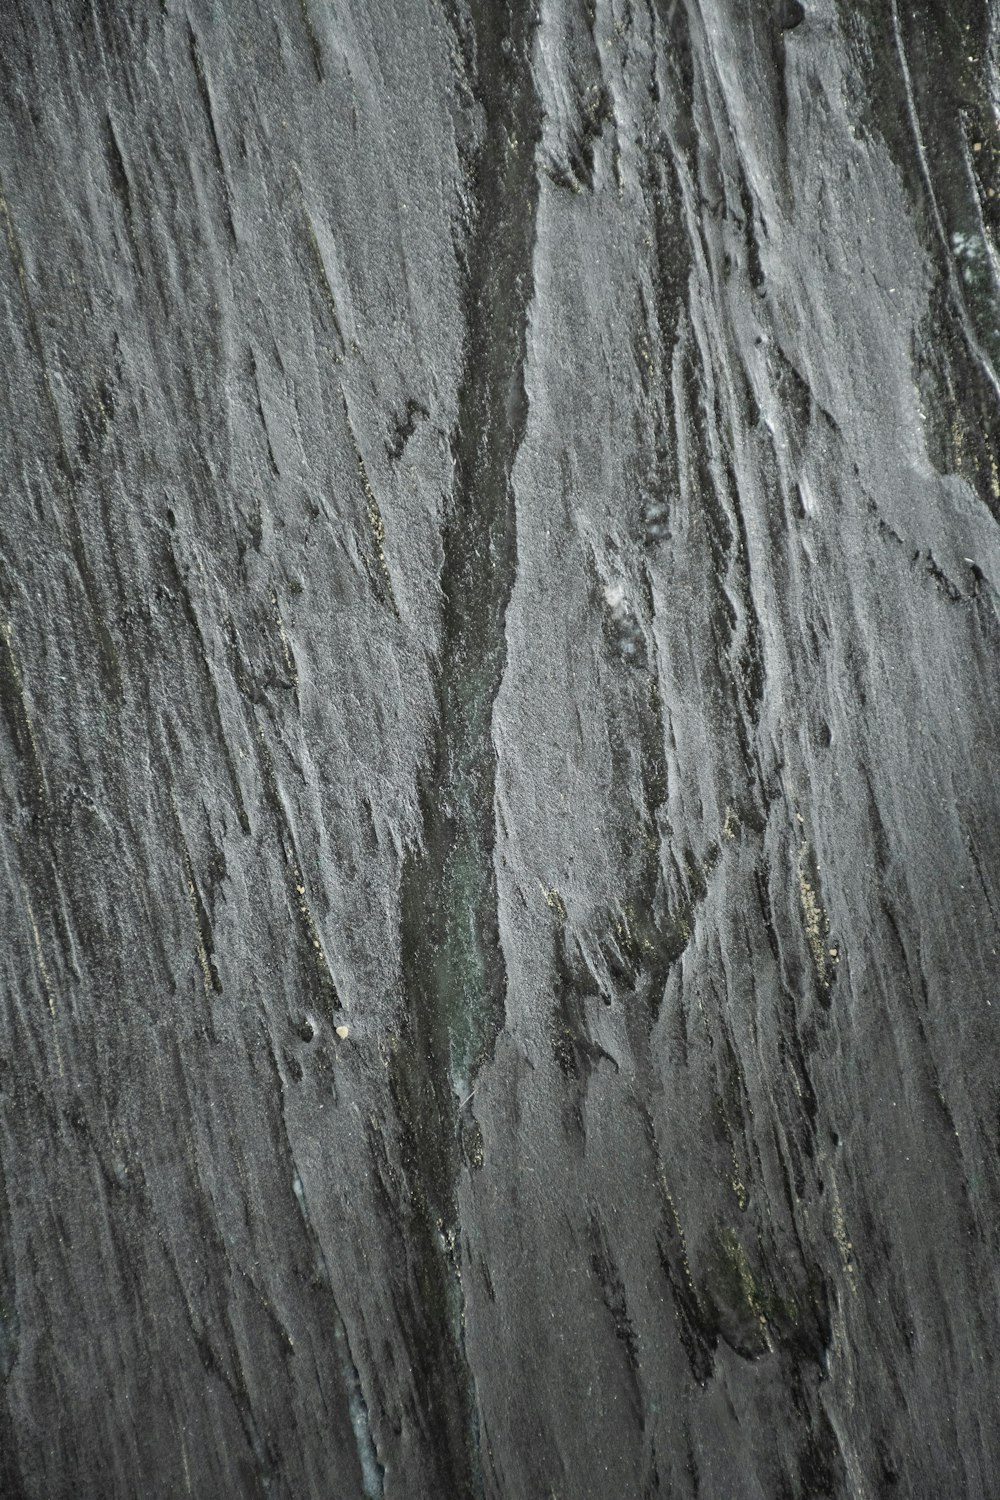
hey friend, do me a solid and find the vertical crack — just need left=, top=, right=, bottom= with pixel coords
left=390, top=2, right=543, bottom=1494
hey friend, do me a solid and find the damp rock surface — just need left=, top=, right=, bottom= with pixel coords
left=2, top=2, right=1000, bottom=1496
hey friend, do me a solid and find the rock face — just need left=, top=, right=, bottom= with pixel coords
left=1, top=1, right=999, bottom=1495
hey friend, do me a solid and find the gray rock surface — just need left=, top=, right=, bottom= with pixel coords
left=2, top=0, right=1000, bottom=1495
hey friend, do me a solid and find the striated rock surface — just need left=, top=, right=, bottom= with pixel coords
left=1, top=1, right=1000, bottom=1495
